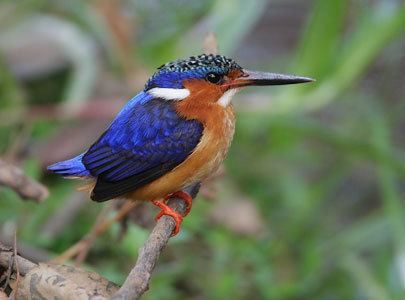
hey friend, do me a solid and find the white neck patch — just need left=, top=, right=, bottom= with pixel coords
left=148, top=87, right=190, bottom=100
left=218, top=88, right=240, bottom=107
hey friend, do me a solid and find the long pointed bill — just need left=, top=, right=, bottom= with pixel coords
left=224, top=70, right=315, bottom=89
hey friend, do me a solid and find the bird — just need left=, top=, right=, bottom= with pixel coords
left=48, top=53, right=314, bottom=236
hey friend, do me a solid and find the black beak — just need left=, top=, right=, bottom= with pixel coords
left=224, top=70, right=315, bottom=88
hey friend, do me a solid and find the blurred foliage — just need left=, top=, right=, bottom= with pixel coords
left=1, top=0, right=405, bottom=299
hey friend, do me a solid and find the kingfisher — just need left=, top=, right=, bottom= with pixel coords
left=48, top=54, right=313, bottom=236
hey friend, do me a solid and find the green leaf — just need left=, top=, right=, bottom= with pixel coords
left=294, top=0, right=349, bottom=79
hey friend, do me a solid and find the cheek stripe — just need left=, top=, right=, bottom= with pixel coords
left=217, top=88, right=240, bottom=107
left=148, top=88, right=190, bottom=100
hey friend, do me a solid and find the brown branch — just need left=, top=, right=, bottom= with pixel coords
left=0, top=243, right=37, bottom=276
left=0, top=159, right=48, bottom=202
left=13, top=230, right=20, bottom=296
left=1, top=242, right=119, bottom=299
left=1, top=184, right=200, bottom=299
left=112, top=183, right=200, bottom=300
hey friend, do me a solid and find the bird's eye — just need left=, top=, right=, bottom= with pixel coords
left=206, top=72, right=223, bottom=84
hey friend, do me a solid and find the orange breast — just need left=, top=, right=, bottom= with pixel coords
left=126, top=80, right=236, bottom=201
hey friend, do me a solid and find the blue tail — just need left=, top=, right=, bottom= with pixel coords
left=47, top=153, right=91, bottom=177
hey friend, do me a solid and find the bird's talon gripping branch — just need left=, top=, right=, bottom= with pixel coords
left=152, top=200, right=183, bottom=236
left=164, top=191, right=193, bottom=216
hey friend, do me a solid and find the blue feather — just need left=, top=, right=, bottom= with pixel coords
left=47, top=153, right=90, bottom=177
left=82, top=91, right=203, bottom=182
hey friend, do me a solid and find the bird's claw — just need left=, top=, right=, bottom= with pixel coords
left=164, top=191, right=193, bottom=216
left=152, top=200, right=183, bottom=236
left=152, top=191, right=193, bottom=236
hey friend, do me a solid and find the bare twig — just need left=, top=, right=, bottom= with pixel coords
left=0, top=159, right=48, bottom=202
left=1, top=251, right=13, bottom=291
left=112, top=183, right=201, bottom=300
left=13, top=230, right=20, bottom=296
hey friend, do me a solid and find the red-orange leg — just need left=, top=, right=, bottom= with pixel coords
left=164, top=191, right=193, bottom=216
left=152, top=200, right=183, bottom=236
left=152, top=191, right=193, bottom=236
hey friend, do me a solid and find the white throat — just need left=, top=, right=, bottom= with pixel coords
left=218, top=88, right=240, bottom=107
left=148, top=87, right=190, bottom=100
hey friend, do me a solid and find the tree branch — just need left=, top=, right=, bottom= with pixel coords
left=112, top=183, right=201, bottom=300
left=0, top=242, right=119, bottom=299
left=0, top=159, right=48, bottom=203
left=1, top=183, right=200, bottom=299
left=0, top=243, right=37, bottom=276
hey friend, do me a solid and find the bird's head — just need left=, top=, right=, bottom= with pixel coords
left=145, top=54, right=313, bottom=109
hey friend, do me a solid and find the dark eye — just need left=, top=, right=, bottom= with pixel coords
left=206, top=72, right=223, bottom=84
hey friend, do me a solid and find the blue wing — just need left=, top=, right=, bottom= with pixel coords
left=82, top=92, right=203, bottom=202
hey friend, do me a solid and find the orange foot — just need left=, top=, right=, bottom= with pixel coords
left=152, top=191, right=193, bottom=236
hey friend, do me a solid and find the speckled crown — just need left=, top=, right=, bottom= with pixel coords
left=158, top=54, right=242, bottom=73
left=145, top=54, right=243, bottom=90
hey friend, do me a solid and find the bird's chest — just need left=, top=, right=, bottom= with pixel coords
left=185, top=107, right=236, bottom=183
left=205, top=108, right=235, bottom=169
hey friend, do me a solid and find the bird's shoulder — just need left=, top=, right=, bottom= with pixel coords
left=103, top=92, right=202, bottom=148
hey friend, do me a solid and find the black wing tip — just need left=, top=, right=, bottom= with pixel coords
left=90, top=178, right=128, bottom=202
left=90, top=189, right=113, bottom=202
left=90, top=191, right=112, bottom=202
